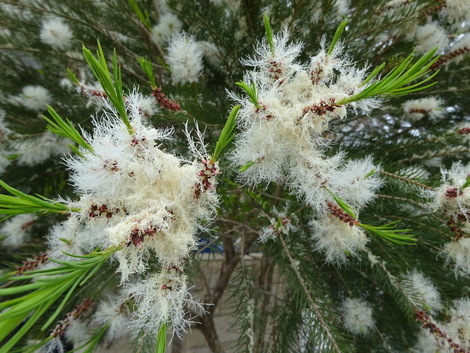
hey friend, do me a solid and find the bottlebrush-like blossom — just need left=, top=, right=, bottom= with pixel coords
left=456, top=122, right=470, bottom=142
left=441, top=237, right=470, bottom=277
left=432, top=161, right=469, bottom=218
left=441, top=0, right=470, bottom=27
left=241, top=30, right=304, bottom=84
left=0, top=214, right=36, bottom=246
left=402, top=270, right=442, bottom=314
left=40, top=18, right=73, bottom=50
left=166, top=33, right=204, bottom=84
left=125, top=267, right=206, bottom=336
left=64, top=319, right=90, bottom=345
left=58, top=94, right=218, bottom=282
left=76, top=81, right=106, bottom=108
left=403, top=97, right=444, bottom=121
left=413, top=22, right=449, bottom=53
left=93, top=292, right=131, bottom=342
left=231, top=31, right=382, bottom=215
left=43, top=93, right=217, bottom=336
left=444, top=298, right=470, bottom=351
left=15, top=85, right=51, bottom=111
left=341, top=298, right=375, bottom=335
left=411, top=329, right=443, bottom=353
left=310, top=214, right=368, bottom=264
left=151, top=12, right=182, bottom=46
left=334, top=0, right=350, bottom=15
left=12, top=132, right=71, bottom=166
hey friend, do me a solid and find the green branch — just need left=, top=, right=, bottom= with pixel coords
left=359, top=222, right=416, bottom=245
left=328, top=189, right=415, bottom=244
left=128, top=0, right=151, bottom=30
left=0, top=180, right=78, bottom=216
left=263, top=14, right=275, bottom=54
left=43, top=106, right=93, bottom=157
left=235, top=81, right=260, bottom=108
left=338, top=47, right=439, bottom=105
left=138, top=57, right=157, bottom=89
left=328, top=20, right=348, bottom=55
left=82, top=41, right=132, bottom=132
left=211, top=105, right=240, bottom=162
left=0, top=248, right=119, bottom=353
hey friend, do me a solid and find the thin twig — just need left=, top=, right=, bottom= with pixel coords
left=278, top=233, right=343, bottom=353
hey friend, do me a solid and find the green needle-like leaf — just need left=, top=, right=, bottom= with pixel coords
left=82, top=42, right=132, bottom=132
left=328, top=19, right=348, bottom=55
left=0, top=180, right=78, bottom=216
left=128, top=0, right=151, bottom=30
left=43, top=106, right=93, bottom=156
left=338, top=47, right=439, bottom=105
left=263, top=14, right=275, bottom=54
left=156, top=323, right=167, bottom=353
left=326, top=189, right=357, bottom=218
left=235, top=81, right=259, bottom=108
left=212, top=105, right=240, bottom=162
left=0, top=248, right=118, bottom=353
left=239, top=160, right=254, bottom=172
left=359, top=221, right=416, bottom=245
left=461, top=175, right=470, bottom=189
left=138, top=57, right=157, bottom=89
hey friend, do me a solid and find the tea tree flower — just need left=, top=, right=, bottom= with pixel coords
left=411, top=329, right=443, bottom=353
left=441, top=0, right=470, bottom=27
left=433, top=162, right=469, bottom=218
left=12, top=132, right=71, bottom=166
left=413, top=22, right=449, bottom=53
left=231, top=29, right=384, bottom=215
left=151, top=12, right=182, bottom=46
left=1, top=214, right=36, bottom=246
left=403, top=97, right=444, bottom=121
left=441, top=237, right=470, bottom=277
left=402, top=270, right=442, bottom=314
left=40, top=18, right=73, bottom=50
left=310, top=214, right=368, bottom=264
left=444, top=298, right=470, bottom=350
left=125, top=267, right=205, bottom=336
left=166, top=33, right=204, bottom=84
left=93, top=292, right=131, bottom=342
left=15, top=85, right=51, bottom=111
left=341, top=298, right=375, bottom=335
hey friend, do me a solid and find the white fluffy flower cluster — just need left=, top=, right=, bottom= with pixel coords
left=412, top=298, right=470, bottom=353
left=440, top=0, right=470, bottom=27
left=432, top=162, right=470, bottom=277
left=310, top=214, right=368, bottom=264
left=445, top=298, right=470, bottom=351
left=0, top=214, right=36, bottom=247
left=230, top=32, right=382, bottom=261
left=92, top=291, right=131, bottom=342
left=402, top=97, right=444, bottom=121
left=413, top=22, right=449, bottom=53
left=151, top=12, right=183, bottom=46
left=341, top=298, right=375, bottom=335
left=125, top=267, right=205, bottom=336
left=11, top=132, right=71, bottom=166
left=166, top=33, right=204, bottom=84
left=46, top=93, right=218, bottom=335
left=402, top=270, right=441, bottom=314
left=14, top=85, right=51, bottom=111
left=433, top=162, right=470, bottom=216
left=39, top=18, right=73, bottom=50
left=259, top=207, right=298, bottom=243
